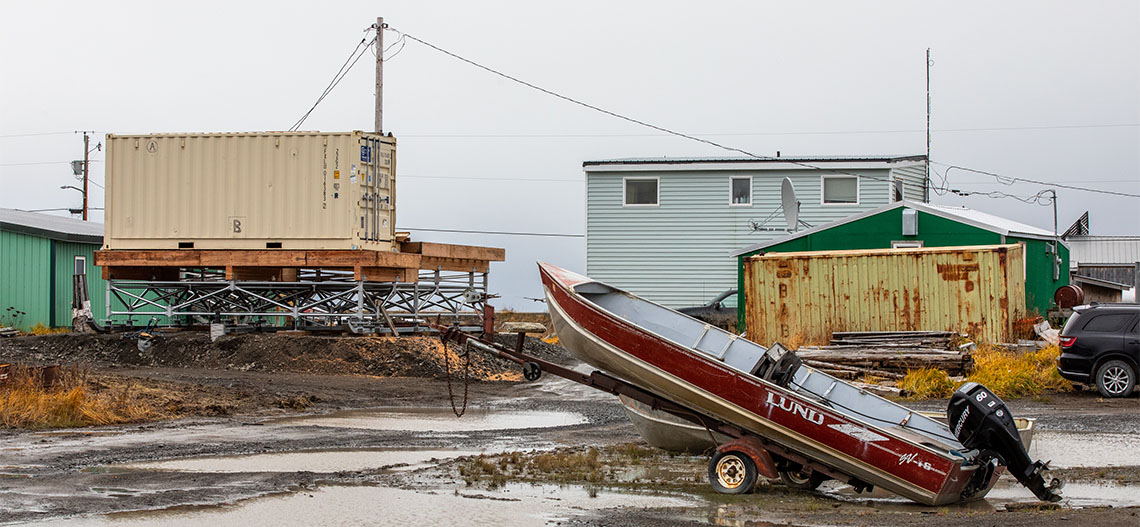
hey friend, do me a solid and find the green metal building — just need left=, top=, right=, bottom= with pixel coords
left=731, top=201, right=1069, bottom=330
left=0, top=209, right=106, bottom=331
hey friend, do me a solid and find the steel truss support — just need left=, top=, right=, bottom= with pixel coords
left=105, top=269, right=488, bottom=333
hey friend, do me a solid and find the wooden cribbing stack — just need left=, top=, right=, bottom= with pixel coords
left=795, top=331, right=970, bottom=378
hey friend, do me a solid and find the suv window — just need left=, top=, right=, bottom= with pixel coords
left=1082, top=313, right=1134, bottom=333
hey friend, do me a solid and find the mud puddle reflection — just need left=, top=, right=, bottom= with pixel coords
left=271, top=407, right=586, bottom=432
left=117, top=448, right=484, bottom=473
left=1028, top=431, right=1140, bottom=468
left=34, top=484, right=696, bottom=526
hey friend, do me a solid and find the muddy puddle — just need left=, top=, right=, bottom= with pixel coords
left=117, top=448, right=485, bottom=473
left=1028, top=431, right=1140, bottom=468
left=271, top=407, right=587, bottom=432
left=822, top=475, right=1140, bottom=510
left=31, top=483, right=697, bottom=526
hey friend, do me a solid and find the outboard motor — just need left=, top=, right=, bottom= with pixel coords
left=947, top=382, right=1063, bottom=502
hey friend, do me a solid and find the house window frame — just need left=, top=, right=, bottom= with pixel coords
left=74, top=255, right=87, bottom=276
left=821, top=175, right=860, bottom=205
left=622, top=176, right=660, bottom=207
left=891, top=240, right=924, bottom=249
left=729, top=176, right=752, bottom=207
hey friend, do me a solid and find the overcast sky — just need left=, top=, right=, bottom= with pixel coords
left=2, top=1, right=1137, bottom=308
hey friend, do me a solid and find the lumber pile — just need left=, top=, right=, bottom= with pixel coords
left=795, top=330, right=971, bottom=378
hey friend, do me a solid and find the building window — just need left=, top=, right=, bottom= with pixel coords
left=623, top=177, right=659, bottom=206
left=730, top=176, right=752, bottom=206
left=891, top=240, right=924, bottom=249
left=822, top=175, right=859, bottom=204
left=74, top=256, right=86, bottom=275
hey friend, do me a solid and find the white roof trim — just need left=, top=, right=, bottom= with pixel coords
left=730, top=200, right=1063, bottom=257
left=586, top=160, right=926, bottom=173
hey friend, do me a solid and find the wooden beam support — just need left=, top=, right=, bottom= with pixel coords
left=353, top=266, right=417, bottom=282
left=419, top=256, right=489, bottom=273
left=400, top=242, right=505, bottom=261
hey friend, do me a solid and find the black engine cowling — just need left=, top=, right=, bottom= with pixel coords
left=947, top=382, right=1063, bottom=502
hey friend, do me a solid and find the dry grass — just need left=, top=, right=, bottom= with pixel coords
left=900, top=368, right=956, bottom=399
left=0, top=365, right=157, bottom=429
left=967, top=344, right=1072, bottom=398
left=899, top=345, right=1072, bottom=400
left=27, top=323, right=70, bottom=336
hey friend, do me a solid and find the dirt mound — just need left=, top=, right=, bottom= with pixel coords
left=0, top=332, right=573, bottom=382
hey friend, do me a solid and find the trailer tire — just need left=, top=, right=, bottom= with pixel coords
left=709, top=451, right=757, bottom=494
left=779, top=467, right=825, bottom=490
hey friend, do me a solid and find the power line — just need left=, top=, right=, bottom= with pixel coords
left=400, top=226, right=584, bottom=238
left=395, top=123, right=1140, bottom=139
left=0, top=131, right=76, bottom=139
left=389, top=27, right=911, bottom=188
left=20, top=207, right=105, bottom=213
left=289, top=28, right=377, bottom=132
left=400, top=174, right=582, bottom=183
left=932, top=161, right=1140, bottom=198
left=0, top=159, right=102, bottom=167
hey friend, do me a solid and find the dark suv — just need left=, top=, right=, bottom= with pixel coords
left=1057, top=303, right=1140, bottom=397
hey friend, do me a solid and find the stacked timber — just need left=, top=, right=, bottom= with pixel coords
left=795, top=331, right=970, bottom=378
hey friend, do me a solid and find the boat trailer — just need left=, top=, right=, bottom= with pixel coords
left=432, top=323, right=1063, bottom=503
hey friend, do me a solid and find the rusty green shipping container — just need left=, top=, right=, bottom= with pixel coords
left=743, top=244, right=1025, bottom=347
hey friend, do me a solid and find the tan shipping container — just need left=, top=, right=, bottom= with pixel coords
left=744, top=244, right=1026, bottom=347
left=104, top=131, right=396, bottom=251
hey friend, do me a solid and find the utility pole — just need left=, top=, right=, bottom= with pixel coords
left=82, top=132, right=90, bottom=221
left=375, top=16, right=384, bottom=134
left=925, top=48, right=932, bottom=203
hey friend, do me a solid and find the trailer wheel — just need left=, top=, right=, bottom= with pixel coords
left=779, top=466, right=825, bottom=490
left=708, top=451, right=757, bottom=494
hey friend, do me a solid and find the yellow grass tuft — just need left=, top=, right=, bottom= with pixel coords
left=966, top=344, right=1072, bottom=398
left=900, top=345, right=1072, bottom=400
left=900, top=367, right=956, bottom=399
left=541, top=335, right=560, bottom=345
left=0, top=365, right=156, bottom=429
left=27, top=323, right=70, bottom=336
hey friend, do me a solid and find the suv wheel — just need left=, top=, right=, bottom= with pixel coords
left=1095, top=359, right=1136, bottom=398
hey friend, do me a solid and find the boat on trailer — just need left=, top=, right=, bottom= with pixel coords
left=539, top=262, right=1062, bottom=505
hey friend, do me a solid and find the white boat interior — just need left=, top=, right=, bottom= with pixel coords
left=576, top=281, right=966, bottom=455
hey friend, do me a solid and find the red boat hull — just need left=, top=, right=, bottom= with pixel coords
left=539, top=262, right=993, bottom=505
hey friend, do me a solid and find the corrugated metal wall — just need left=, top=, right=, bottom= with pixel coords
left=105, top=132, right=396, bottom=250
left=586, top=168, right=898, bottom=307
left=743, top=244, right=1025, bottom=346
left=0, top=230, right=51, bottom=330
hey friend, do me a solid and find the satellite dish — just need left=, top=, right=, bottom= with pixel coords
left=781, top=177, right=800, bottom=232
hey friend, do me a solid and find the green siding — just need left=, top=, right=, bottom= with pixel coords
left=51, top=241, right=108, bottom=326
left=0, top=230, right=52, bottom=331
left=736, top=208, right=1068, bottom=330
left=1010, top=237, right=1070, bottom=316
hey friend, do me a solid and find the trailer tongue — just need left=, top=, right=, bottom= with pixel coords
left=435, top=262, right=1063, bottom=505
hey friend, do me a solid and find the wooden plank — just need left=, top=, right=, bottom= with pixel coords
left=95, top=250, right=201, bottom=266
left=226, top=266, right=287, bottom=281
left=373, top=251, right=421, bottom=269
left=419, top=256, right=490, bottom=273
left=355, top=266, right=416, bottom=282
left=401, top=242, right=505, bottom=261
left=201, top=250, right=307, bottom=266
left=304, top=250, right=379, bottom=267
